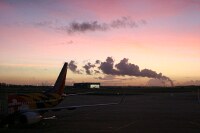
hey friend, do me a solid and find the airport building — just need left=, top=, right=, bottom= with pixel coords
left=73, top=83, right=100, bottom=89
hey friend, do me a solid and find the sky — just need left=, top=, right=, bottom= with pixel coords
left=0, top=0, right=200, bottom=86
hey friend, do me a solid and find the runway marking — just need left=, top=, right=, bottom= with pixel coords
left=113, top=121, right=136, bottom=132
left=43, top=115, right=57, bottom=120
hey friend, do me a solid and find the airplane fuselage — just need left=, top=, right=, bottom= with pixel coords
left=8, top=93, right=63, bottom=114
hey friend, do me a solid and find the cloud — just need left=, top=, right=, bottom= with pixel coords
left=68, top=60, right=82, bottom=74
left=67, top=21, right=108, bottom=34
left=110, top=16, right=138, bottom=28
left=115, top=58, right=140, bottom=76
left=68, top=60, right=98, bottom=75
left=95, top=60, right=101, bottom=64
left=68, top=57, right=173, bottom=86
left=59, top=17, right=146, bottom=34
left=98, top=57, right=139, bottom=76
left=97, top=57, right=173, bottom=86
left=11, top=17, right=146, bottom=35
left=140, top=69, right=162, bottom=79
left=83, top=63, right=95, bottom=75
left=94, top=70, right=101, bottom=74
left=98, top=57, right=118, bottom=75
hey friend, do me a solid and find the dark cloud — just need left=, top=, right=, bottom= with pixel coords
left=98, top=57, right=118, bottom=75
left=68, top=60, right=82, bottom=74
left=98, top=57, right=140, bottom=76
left=140, top=69, right=162, bottom=79
left=115, top=58, right=140, bottom=76
left=15, top=17, right=145, bottom=34
left=69, top=57, right=173, bottom=86
left=95, top=60, right=101, bottom=64
left=94, top=70, right=101, bottom=74
left=67, top=21, right=108, bottom=34
left=59, top=17, right=146, bottom=34
left=97, top=57, right=173, bottom=86
left=83, top=63, right=95, bottom=75
left=68, top=60, right=77, bottom=72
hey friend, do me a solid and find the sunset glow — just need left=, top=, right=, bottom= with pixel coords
left=0, top=0, right=200, bottom=86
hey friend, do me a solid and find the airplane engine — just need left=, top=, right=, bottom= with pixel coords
left=19, top=112, right=42, bottom=124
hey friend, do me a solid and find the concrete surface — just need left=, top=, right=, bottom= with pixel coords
left=1, top=92, right=200, bottom=133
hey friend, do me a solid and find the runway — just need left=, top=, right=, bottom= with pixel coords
left=1, top=92, right=200, bottom=133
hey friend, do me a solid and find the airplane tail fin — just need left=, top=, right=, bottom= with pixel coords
left=45, top=62, right=68, bottom=95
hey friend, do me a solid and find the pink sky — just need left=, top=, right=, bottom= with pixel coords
left=0, top=0, right=200, bottom=86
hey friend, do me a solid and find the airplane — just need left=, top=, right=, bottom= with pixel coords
left=0, top=62, right=121, bottom=126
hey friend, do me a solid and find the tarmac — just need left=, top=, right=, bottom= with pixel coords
left=1, top=92, right=200, bottom=133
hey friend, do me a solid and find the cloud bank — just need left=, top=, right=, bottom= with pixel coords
left=98, top=57, right=172, bottom=81
left=68, top=57, right=173, bottom=86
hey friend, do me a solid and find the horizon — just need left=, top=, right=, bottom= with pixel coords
left=0, top=0, right=200, bottom=86
left=1, top=82, right=200, bottom=87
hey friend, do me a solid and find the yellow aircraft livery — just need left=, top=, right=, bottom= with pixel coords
left=0, top=62, right=120, bottom=126
left=1, top=63, right=67, bottom=125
